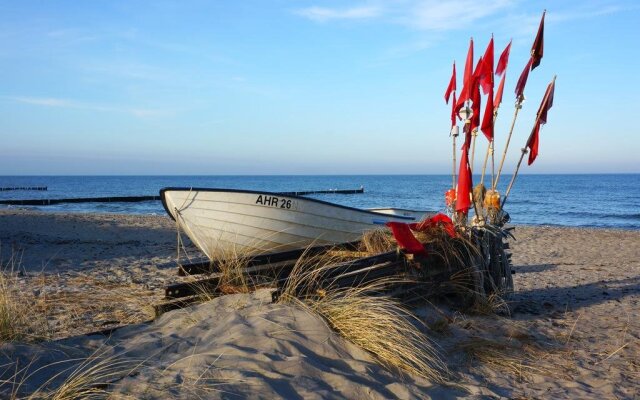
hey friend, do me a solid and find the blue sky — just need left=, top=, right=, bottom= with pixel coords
left=1, top=0, right=638, bottom=175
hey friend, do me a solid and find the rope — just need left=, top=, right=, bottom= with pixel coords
left=174, top=188, right=195, bottom=265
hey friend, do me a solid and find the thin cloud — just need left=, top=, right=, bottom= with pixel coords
left=10, top=96, right=73, bottom=107
left=402, top=0, right=515, bottom=31
left=294, top=6, right=382, bottom=22
left=294, top=1, right=515, bottom=29
left=6, top=96, right=169, bottom=118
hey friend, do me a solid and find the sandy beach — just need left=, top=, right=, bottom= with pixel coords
left=0, top=208, right=638, bottom=398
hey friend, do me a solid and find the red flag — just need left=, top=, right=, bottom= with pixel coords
left=463, top=38, right=474, bottom=90
left=470, top=83, right=481, bottom=133
left=481, top=86, right=494, bottom=141
left=527, top=124, right=541, bottom=166
left=494, top=73, right=506, bottom=110
left=495, top=40, right=511, bottom=76
left=527, top=79, right=555, bottom=165
left=455, top=143, right=473, bottom=213
left=538, top=78, right=555, bottom=124
left=450, top=92, right=457, bottom=129
left=531, top=11, right=545, bottom=70
left=514, top=11, right=546, bottom=99
left=445, top=61, right=456, bottom=104
left=470, top=57, right=483, bottom=132
left=455, top=38, right=475, bottom=112
left=479, top=37, right=494, bottom=95
left=409, top=213, right=456, bottom=238
left=515, top=58, right=533, bottom=98
left=385, top=222, right=427, bottom=255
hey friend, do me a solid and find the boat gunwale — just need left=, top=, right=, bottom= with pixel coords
left=159, top=186, right=416, bottom=222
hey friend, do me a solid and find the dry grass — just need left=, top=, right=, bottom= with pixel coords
left=1, top=250, right=156, bottom=341
left=278, top=248, right=448, bottom=383
left=210, top=246, right=253, bottom=295
left=359, top=229, right=395, bottom=254
left=457, top=337, right=545, bottom=381
left=35, top=276, right=156, bottom=337
left=0, top=254, right=52, bottom=343
left=471, top=292, right=511, bottom=316
left=0, top=345, right=143, bottom=400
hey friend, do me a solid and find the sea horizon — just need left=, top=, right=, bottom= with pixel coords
left=1, top=174, right=639, bottom=230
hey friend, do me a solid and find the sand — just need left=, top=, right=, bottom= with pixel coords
left=0, top=208, right=638, bottom=398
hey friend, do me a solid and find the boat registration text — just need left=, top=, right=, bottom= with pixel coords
left=255, top=195, right=297, bottom=210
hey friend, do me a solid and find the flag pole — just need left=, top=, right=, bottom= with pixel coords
left=481, top=108, right=500, bottom=187
left=479, top=138, right=492, bottom=185
left=493, top=95, right=523, bottom=189
left=451, top=88, right=458, bottom=190
left=502, top=76, right=556, bottom=208
left=470, top=129, right=478, bottom=172
left=452, top=129, right=458, bottom=188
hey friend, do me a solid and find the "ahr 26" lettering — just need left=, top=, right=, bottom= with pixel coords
left=255, top=195, right=292, bottom=209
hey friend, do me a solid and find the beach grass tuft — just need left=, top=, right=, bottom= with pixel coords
left=0, top=345, right=143, bottom=400
left=211, top=246, right=253, bottom=295
left=0, top=253, right=52, bottom=343
left=359, top=228, right=395, bottom=254
left=457, top=337, right=545, bottom=381
left=278, top=248, right=449, bottom=383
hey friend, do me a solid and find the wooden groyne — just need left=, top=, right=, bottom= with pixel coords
left=0, top=186, right=47, bottom=191
left=279, top=187, right=364, bottom=196
left=0, top=187, right=364, bottom=206
left=0, top=195, right=160, bottom=206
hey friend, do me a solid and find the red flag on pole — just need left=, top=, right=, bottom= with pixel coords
left=409, top=213, right=457, bottom=238
left=385, top=222, right=427, bottom=255
left=515, top=58, right=533, bottom=98
left=470, top=83, right=481, bottom=133
left=463, top=38, right=474, bottom=89
left=445, top=61, right=456, bottom=104
left=479, top=37, right=494, bottom=95
left=455, top=143, right=473, bottom=214
left=455, top=38, right=474, bottom=112
left=495, top=40, right=511, bottom=76
left=527, top=124, right=541, bottom=166
left=450, top=92, right=457, bottom=129
left=481, top=86, right=494, bottom=141
left=470, top=57, right=483, bottom=132
left=515, top=11, right=546, bottom=99
left=527, top=79, right=555, bottom=165
left=538, top=78, right=555, bottom=124
left=494, top=73, right=506, bottom=110
left=531, top=11, right=545, bottom=70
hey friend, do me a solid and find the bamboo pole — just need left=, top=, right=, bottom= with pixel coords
left=470, top=129, right=478, bottom=173
left=491, top=136, right=495, bottom=190
left=452, top=132, right=457, bottom=188
left=501, top=146, right=526, bottom=209
left=502, top=76, right=556, bottom=208
left=493, top=96, right=523, bottom=189
left=480, top=139, right=491, bottom=185
left=451, top=89, right=459, bottom=189
left=480, top=108, right=500, bottom=186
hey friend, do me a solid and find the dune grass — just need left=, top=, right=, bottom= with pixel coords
left=277, top=248, right=449, bottom=383
left=0, top=345, right=143, bottom=400
left=0, top=253, right=52, bottom=343
left=359, top=228, right=395, bottom=254
left=457, top=337, right=546, bottom=381
left=210, top=246, right=253, bottom=295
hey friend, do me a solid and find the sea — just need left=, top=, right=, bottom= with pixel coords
left=1, top=174, right=639, bottom=230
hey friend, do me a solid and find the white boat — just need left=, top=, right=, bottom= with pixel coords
left=160, top=187, right=430, bottom=259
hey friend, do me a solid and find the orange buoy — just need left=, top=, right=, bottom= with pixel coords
left=484, top=189, right=501, bottom=210
left=445, top=189, right=457, bottom=207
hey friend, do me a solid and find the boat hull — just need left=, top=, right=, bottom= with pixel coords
left=160, top=187, right=420, bottom=259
